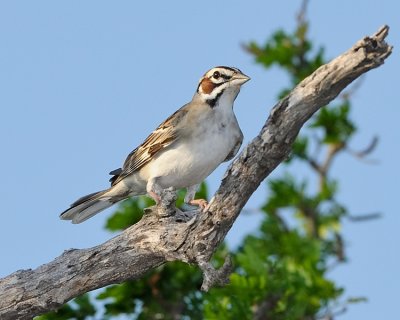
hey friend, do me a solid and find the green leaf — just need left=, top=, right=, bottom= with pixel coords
left=35, top=294, right=95, bottom=320
left=289, top=136, right=309, bottom=161
left=105, top=196, right=153, bottom=231
left=310, top=102, right=356, bottom=143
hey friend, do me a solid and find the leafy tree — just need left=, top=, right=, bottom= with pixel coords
left=37, top=3, right=375, bottom=319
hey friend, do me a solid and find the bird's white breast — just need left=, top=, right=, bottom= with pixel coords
left=142, top=100, right=241, bottom=189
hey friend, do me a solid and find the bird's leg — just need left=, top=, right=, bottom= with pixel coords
left=146, top=177, right=162, bottom=204
left=145, top=178, right=178, bottom=217
left=148, top=190, right=161, bottom=204
left=185, top=184, right=208, bottom=210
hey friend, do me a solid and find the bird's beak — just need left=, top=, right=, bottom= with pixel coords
left=231, top=72, right=251, bottom=85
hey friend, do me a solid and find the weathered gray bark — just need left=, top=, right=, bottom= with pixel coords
left=0, top=26, right=392, bottom=320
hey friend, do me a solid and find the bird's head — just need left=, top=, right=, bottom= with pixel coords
left=195, top=66, right=250, bottom=108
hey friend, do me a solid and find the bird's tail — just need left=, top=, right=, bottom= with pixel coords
left=60, top=188, right=118, bottom=224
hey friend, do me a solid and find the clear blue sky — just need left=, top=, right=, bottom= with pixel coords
left=0, top=1, right=398, bottom=319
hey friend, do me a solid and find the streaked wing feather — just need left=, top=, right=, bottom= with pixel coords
left=111, top=106, right=188, bottom=185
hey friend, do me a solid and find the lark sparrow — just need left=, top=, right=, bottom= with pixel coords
left=60, top=66, right=250, bottom=223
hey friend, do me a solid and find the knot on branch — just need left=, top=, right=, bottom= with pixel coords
left=198, top=256, right=233, bottom=292
left=355, top=25, right=392, bottom=63
left=157, top=188, right=178, bottom=217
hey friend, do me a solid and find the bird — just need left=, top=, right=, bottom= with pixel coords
left=60, top=66, right=250, bottom=224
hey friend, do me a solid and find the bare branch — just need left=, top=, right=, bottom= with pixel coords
left=346, top=135, right=379, bottom=161
left=0, top=26, right=392, bottom=320
left=347, top=212, right=382, bottom=222
left=296, top=0, right=310, bottom=26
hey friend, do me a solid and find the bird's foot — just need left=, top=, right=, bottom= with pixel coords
left=187, top=198, right=208, bottom=211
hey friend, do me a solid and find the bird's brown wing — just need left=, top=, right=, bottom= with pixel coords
left=110, top=106, right=188, bottom=186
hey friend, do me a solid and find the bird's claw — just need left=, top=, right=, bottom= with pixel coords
left=188, top=198, right=208, bottom=211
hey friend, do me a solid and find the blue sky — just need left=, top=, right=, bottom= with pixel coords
left=0, top=1, right=398, bottom=319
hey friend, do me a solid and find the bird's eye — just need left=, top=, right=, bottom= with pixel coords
left=213, top=71, right=221, bottom=79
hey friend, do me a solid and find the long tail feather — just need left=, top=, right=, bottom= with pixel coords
left=60, top=189, right=115, bottom=224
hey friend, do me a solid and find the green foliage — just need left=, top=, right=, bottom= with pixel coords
left=40, top=5, right=370, bottom=320
left=291, top=136, right=308, bottom=160
left=95, top=262, right=204, bottom=320
left=246, top=23, right=324, bottom=86
left=105, top=196, right=154, bottom=231
left=35, top=294, right=95, bottom=320
left=310, top=101, right=356, bottom=143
